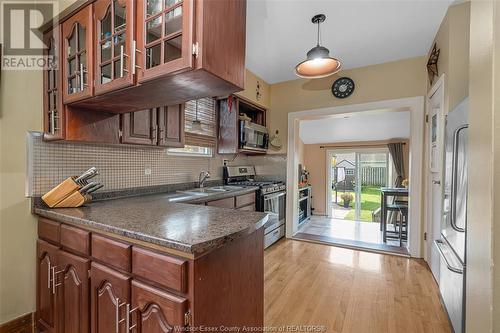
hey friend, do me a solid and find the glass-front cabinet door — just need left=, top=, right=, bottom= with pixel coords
left=43, top=28, right=64, bottom=140
left=136, top=0, right=193, bottom=83
left=94, top=0, right=135, bottom=95
left=62, top=5, right=93, bottom=103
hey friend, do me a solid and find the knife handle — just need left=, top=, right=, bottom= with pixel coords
left=75, top=167, right=98, bottom=183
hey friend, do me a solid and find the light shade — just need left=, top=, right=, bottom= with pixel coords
left=295, top=45, right=341, bottom=79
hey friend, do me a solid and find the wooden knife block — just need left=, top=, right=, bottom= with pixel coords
left=41, top=177, right=86, bottom=208
left=54, top=191, right=87, bottom=208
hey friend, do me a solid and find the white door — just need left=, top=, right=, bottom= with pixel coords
left=426, top=76, right=445, bottom=281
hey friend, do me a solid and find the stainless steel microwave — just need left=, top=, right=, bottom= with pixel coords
left=239, top=120, right=269, bottom=152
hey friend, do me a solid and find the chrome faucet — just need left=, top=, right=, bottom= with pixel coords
left=199, top=171, right=211, bottom=188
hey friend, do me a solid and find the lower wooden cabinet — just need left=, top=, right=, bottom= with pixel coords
left=37, top=237, right=190, bottom=333
left=37, top=241, right=90, bottom=333
left=36, top=217, right=264, bottom=333
left=37, top=240, right=59, bottom=333
left=58, top=250, right=90, bottom=333
left=90, top=262, right=131, bottom=333
left=206, top=192, right=257, bottom=211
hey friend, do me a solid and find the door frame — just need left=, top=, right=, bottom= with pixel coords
left=424, top=74, right=446, bottom=263
left=287, top=96, right=425, bottom=257
left=326, top=147, right=390, bottom=220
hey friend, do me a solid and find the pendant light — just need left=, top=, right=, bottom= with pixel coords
left=295, top=14, right=341, bottom=79
left=191, top=99, right=203, bottom=132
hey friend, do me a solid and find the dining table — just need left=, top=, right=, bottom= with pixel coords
left=380, top=187, right=409, bottom=242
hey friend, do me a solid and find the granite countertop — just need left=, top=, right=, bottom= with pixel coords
left=34, top=186, right=268, bottom=257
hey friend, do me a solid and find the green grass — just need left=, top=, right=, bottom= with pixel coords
left=334, top=186, right=382, bottom=222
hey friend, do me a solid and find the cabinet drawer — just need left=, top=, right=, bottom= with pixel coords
left=91, top=234, right=131, bottom=272
left=206, top=197, right=235, bottom=209
left=38, top=218, right=60, bottom=244
left=238, top=203, right=255, bottom=211
left=132, top=247, right=188, bottom=293
left=235, top=192, right=256, bottom=208
left=60, top=224, right=90, bottom=255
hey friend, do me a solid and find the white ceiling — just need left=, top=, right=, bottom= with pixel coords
left=246, top=0, right=453, bottom=84
left=299, top=111, right=410, bottom=144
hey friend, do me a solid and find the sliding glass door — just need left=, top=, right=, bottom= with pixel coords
left=330, top=148, right=390, bottom=222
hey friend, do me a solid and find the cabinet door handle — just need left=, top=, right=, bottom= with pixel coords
left=115, top=298, right=126, bottom=333
left=50, top=266, right=64, bottom=294
left=132, top=40, right=141, bottom=75
left=120, top=45, right=124, bottom=78
left=79, top=64, right=88, bottom=91
left=50, top=110, right=55, bottom=135
left=80, top=63, right=84, bottom=91
left=115, top=298, right=119, bottom=333
left=151, top=124, right=158, bottom=143
left=126, top=303, right=139, bottom=332
left=158, top=127, right=165, bottom=144
left=47, top=262, right=51, bottom=289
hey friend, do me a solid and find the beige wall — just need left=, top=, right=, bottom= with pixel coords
left=428, top=2, right=470, bottom=114
left=304, top=140, right=409, bottom=216
left=235, top=69, right=271, bottom=109
left=0, top=0, right=78, bottom=324
left=268, top=57, right=427, bottom=154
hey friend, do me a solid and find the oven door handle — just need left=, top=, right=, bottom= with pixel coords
left=264, top=192, right=286, bottom=200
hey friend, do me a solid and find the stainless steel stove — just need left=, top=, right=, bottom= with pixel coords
left=228, top=180, right=286, bottom=194
left=224, top=166, right=286, bottom=249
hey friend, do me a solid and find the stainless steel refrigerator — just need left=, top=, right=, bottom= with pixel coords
left=435, top=98, right=468, bottom=333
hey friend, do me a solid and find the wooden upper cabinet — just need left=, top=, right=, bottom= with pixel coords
left=121, top=108, right=158, bottom=145
left=158, top=104, right=185, bottom=147
left=43, top=28, right=65, bottom=140
left=131, top=280, right=188, bottom=333
left=90, top=262, right=131, bottom=333
left=136, top=0, right=193, bottom=83
left=62, top=5, right=94, bottom=103
left=121, top=104, right=185, bottom=147
left=57, top=250, right=90, bottom=333
left=43, top=0, right=245, bottom=119
left=94, top=0, right=135, bottom=95
left=37, top=240, right=59, bottom=333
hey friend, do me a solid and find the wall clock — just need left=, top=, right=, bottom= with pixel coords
left=331, top=77, right=355, bottom=99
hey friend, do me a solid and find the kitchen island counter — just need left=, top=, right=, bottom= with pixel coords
left=35, top=187, right=267, bottom=258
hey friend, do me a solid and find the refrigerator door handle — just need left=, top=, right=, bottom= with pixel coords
left=435, top=240, right=464, bottom=274
left=450, top=125, right=468, bottom=233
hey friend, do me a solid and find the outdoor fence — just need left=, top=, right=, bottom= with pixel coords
left=333, top=166, right=387, bottom=189
left=360, top=166, right=387, bottom=186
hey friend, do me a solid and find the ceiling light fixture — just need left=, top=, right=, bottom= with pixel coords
left=295, top=14, right=341, bottom=79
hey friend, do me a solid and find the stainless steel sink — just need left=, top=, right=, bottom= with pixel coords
left=165, top=192, right=209, bottom=202
left=180, top=185, right=243, bottom=194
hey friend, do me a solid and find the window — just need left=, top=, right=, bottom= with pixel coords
left=346, top=169, right=355, bottom=176
left=167, top=145, right=213, bottom=157
left=184, top=98, right=217, bottom=147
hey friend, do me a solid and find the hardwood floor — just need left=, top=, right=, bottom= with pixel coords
left=264, top=239, right=451, bottom=333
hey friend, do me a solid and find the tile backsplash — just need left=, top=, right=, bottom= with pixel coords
left=26, top=132, right=287, bottom=197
